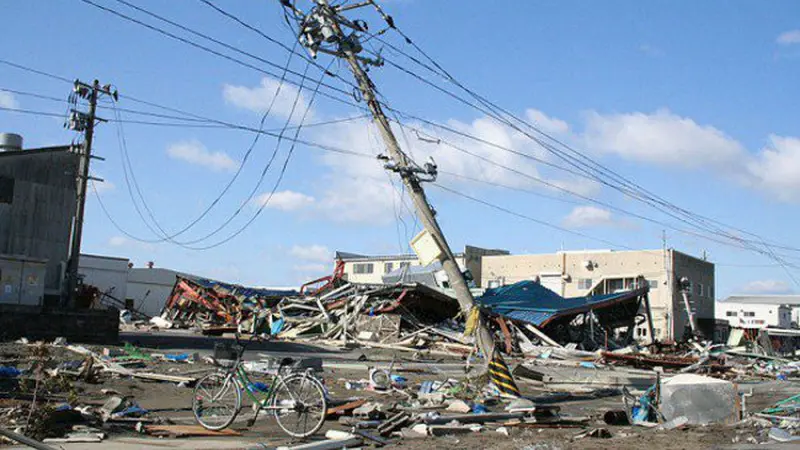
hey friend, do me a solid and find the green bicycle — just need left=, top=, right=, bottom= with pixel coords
left=192, top=334, right=327, bottom=438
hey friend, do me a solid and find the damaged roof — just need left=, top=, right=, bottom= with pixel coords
left=477, top=280, right=647, bottom=327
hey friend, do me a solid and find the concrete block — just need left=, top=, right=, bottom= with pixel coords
left=659, top=374, right=738, bottom=425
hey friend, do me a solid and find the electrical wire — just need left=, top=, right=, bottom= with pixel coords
left=185, top=59, right=337, bottom=250
left=431, top=183, right=633, bottom=250
left=363, top=21, right=800, bottom=263
left=77, top=0, right=362, bottom=112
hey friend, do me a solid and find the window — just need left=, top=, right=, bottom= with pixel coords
left=709, top=286, right=714, bottom=298
left=384, top=262, right=394, bottom=274
left=577, top=278, right=592, bottom=290
left=353, top=263, right=374, bottom=274
left=648, top=280, right=658, bottom=289
left=726, top=311, right=737, bottom=317
left=399, top=262, right=411, bottom=269
left=698, top=283, right=704, bottom=297
left=0, top=176, right=13, bottom=204
left=743, top=311, right=755, bottom=317
left=608, top=279, right=624, bottom=292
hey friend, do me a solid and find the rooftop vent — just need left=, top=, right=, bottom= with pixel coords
left=0, top=133, right=23, bottom=152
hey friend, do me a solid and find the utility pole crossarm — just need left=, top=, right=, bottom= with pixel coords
left=283, top=0, right=496, bottom=365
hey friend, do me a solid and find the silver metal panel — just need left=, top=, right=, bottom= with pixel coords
left=19, top=261, right=45, bottom=305
left=0, top=258, right=22, bottom=304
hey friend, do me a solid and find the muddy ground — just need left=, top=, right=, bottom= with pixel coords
left=1, top=332, right=799, bottom=449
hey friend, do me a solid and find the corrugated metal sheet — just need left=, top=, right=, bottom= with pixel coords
left=477, top=280, right=646, bottom=327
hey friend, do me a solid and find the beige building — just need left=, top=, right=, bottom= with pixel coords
left=336, top=245, right=509, bottom=286
left=481, top=249, right=715, bottom=342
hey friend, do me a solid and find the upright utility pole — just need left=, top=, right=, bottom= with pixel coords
left=65, top=80, right=117, bottom=305
left=283, top=0, right=496, bottom=363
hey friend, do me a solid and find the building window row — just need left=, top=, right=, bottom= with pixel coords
left=353, top=263, right=374, bottom=274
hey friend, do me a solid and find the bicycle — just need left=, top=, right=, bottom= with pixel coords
left=192, top=333, right=327, bottom=438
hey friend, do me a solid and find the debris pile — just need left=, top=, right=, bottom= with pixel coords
left=152, top=275, right=297, bottom=334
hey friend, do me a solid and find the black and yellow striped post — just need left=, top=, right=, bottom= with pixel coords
left=488, top=352, right=521, bottom=397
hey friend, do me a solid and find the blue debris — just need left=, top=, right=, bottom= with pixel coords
left=0, top=366, right=21, bottom=378
left=247, top=382, right=270, bottom=393
left=471, top=403, right=488, bottom=414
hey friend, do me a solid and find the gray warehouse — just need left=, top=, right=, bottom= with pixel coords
left=0, top=139, right=80, bottom=305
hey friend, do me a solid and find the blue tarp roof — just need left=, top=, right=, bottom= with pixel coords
left=476, top=280, right=645, bottom=327
left=190, top=277, right=298, bottom=299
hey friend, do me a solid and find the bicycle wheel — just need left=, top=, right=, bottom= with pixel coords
left=193, top=372, right=242, bottom=430
left=272, top=373, right=327, bottom=438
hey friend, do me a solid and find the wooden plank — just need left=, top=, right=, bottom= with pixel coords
left=325, top=398, right=367, bottom=417
left=522, top=324, right=563, bottom=348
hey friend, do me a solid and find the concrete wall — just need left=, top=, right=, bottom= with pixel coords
left=481, top=249, right=715, bottom=342
left=0, top=255, right=47, bottom=305
left=79, top=254, right=130, bottom=302
left=463, top=245, right=509, bottom=287
left=0, top=304, right=119, bottom=343
left=0, top=147, right=79, bottom=298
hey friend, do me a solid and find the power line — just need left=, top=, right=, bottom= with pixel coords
left=365, top=23, right=800, bottom=263
left=116, top=41, right=305, bottom=245
left=7, top=53, right=800, bottom=267
left=77, top=0, right=361, bottom=111
left=371, top=56, right=800, bottom=269
left=185, top=59, right=337, bottom=250
left=431, top=183, right=632, bottom=250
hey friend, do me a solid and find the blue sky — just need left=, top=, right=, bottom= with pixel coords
left=1, top=1, right=799, bottom=296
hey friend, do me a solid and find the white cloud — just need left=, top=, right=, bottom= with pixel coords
left=223, top=77, right=311, bottom=122
left=563, top=206, right=617, bottom=228
left=526, top=109, right=569, bottom=134
left=583, top=109, right=746, bottom=169
left=746, top=135, right=800, bottom=202
left=777, top=30, right=800, bottom=45
left=289, top=244, right=332, bottom=262
left=741, top=279, right=793, bottom=295
left=167, top=140, right=237, bottom=172
left=0, top=92, right=18, bottom=109
left=255, top=190, right=315, bottom=211
left=108, top=236, right=127, bottom=247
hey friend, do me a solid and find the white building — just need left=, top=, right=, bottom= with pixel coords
left=336, top=245, right=509, bottom=286
left=79, top=254, right=130, bottom=303
left=716, top=295, right=800, bottom=330
left=127, top=268, right=191, bottom=317
left=78, top=254, right=195, bottom=317
left=481, top=249, right=715, bottom=342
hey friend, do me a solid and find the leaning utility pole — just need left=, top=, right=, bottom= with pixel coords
left=282, top=0, right=496, bottom=364
left=65, top=80, right=117, bottom=305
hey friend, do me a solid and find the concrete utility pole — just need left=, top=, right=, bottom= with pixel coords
left=283, top=0, right=496, bottom=363
left=65, top=80, right=117, bottom=305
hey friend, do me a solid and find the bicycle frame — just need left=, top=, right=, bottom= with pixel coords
left=216, top=337, right=309, bottom=415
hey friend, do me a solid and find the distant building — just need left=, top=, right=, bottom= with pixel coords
left=0, top=137, right=80, bottom=305
left=78, top=254, right=196, bottom=317
left=716, top=295, right=800, bottom=330
left=335, top=245, right=509, bottom=286
left=481, top=249, right=715, bottom=342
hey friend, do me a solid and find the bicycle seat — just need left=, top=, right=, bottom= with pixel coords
left=279, top=357, right=295, bottom=366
